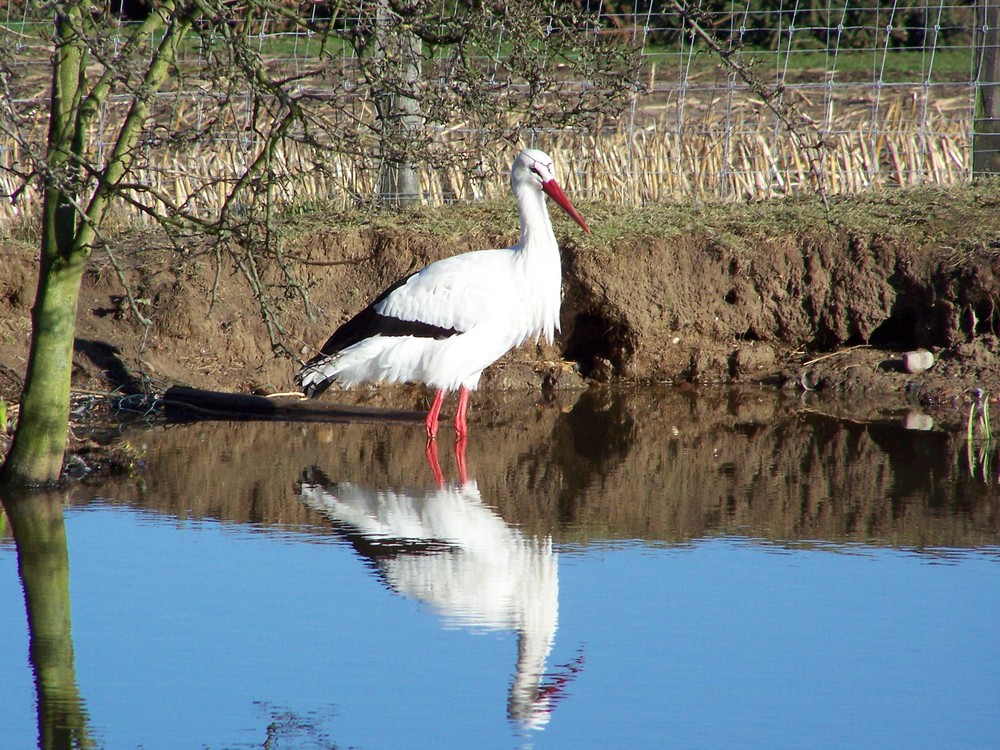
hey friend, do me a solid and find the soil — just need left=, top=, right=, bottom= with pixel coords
left=3, top=184, right=1000, bottom=422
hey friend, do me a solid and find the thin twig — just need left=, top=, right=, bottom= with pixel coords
left=102, top=243, right=153, bottom=328
left=801, top=345, right=871, bottom=367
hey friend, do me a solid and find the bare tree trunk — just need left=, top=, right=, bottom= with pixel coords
left=373, top=0, right=423, bottom=207
left=974, top=0, right=1000, bottom=176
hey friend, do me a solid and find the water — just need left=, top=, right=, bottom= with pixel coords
left=1, top=387, right=999, bottom=749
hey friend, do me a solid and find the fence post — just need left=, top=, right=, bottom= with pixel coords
left=974, top=0, right=1000, bottom=176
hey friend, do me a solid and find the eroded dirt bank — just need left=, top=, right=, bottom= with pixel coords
left=2, top=184, right=1000, bottom=412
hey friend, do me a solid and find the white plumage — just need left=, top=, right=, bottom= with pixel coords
left=297, top=149, right=590, bottom=438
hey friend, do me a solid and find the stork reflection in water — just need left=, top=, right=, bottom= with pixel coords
left=298, top=462, right=583, bottom=730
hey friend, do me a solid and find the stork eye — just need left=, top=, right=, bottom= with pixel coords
left=529, top=161, right=552, bottom=182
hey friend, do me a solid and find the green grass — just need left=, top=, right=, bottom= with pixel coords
left=274, top=178, right=1000, bottom=257
left=968, top=393, right=992, bottom=440
left=2, top=14, right=981, bottom=81
left=640, top=45, right=975, bottom=82
left=966, top=392, right=995, bottom=481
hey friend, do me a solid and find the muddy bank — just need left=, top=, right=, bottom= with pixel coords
left=2, top=184, right=1000, bottom=413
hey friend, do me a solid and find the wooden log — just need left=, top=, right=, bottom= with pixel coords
left=161, top=385, right=426, bottom=425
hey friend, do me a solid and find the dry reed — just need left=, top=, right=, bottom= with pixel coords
left=0, top=82, right=975, bottom=227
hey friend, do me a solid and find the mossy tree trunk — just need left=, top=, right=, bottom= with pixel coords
left=4, top=256, right=89, bottom=485
left=0, top=0, right=190, bottom=486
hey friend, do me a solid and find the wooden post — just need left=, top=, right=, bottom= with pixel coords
left=974, top=0, right=1000, bottom=176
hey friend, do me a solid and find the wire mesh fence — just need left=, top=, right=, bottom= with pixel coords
left=0, top=0, right=997, bottom=223
left=612, top=0, right=991, bottom=201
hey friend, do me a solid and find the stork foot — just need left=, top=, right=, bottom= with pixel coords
left=425, top=388, right=446, bottom=439
left=454, top=385, right=470, bottom=436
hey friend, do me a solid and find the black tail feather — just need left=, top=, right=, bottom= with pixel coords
left=301, top=377, right=334, bottom=399
left=296, top=357, right=336, bottom=399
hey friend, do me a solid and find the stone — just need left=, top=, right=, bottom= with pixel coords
left=903, top=349, right=935, bottom=374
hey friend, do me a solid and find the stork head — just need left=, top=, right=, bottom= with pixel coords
left=512, top=149, right=590, bottom=234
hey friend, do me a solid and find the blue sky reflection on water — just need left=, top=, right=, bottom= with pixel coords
left=1, top=504, right=998, bottom=750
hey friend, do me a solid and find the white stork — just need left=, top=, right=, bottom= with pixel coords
left=296, top=149, right=590, bottom=439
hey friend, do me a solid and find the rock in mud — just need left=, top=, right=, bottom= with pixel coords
left=903, top=350, right=935, bottom=374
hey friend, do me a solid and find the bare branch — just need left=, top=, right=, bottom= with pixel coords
left=668, top=0, right=832, bottom=214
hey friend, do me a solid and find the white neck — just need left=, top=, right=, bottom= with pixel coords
left=515, top=185, right=556, bottom=252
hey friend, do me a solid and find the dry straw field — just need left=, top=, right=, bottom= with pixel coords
left=0, top=85, right=973, bottom=222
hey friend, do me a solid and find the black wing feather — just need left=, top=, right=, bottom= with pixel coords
left=306, top=272, right=462, bottom=367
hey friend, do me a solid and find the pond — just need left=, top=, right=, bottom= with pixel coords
left=2, top=386, right=999, bottom=749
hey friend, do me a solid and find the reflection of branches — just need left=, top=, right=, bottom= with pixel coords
left=256, top=701, right=339, bottom=750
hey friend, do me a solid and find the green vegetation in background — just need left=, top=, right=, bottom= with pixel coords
left=1, top=0, right=981, bottom=66
left=639, top=46, right=976, bottom=82
left=598, top=0, right=976, bottom=49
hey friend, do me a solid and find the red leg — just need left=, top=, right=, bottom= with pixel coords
left=425, top=389, right=446, bottom=439
left=454, top=435, right=469, bottom=485
left=454, top=385, right=470, bottom=436
left=424, top=438, right=445, bottom=487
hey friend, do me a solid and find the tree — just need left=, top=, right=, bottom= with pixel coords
left=344, top=0, right=642, bottom=204
left=0, top=0, right=640, bottom=485
left=370, top=0, right=424, bottom=206
left=0, top=1, right=197, bottom=484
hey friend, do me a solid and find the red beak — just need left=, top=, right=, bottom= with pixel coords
left=541, top=179, right=590, bottom=235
